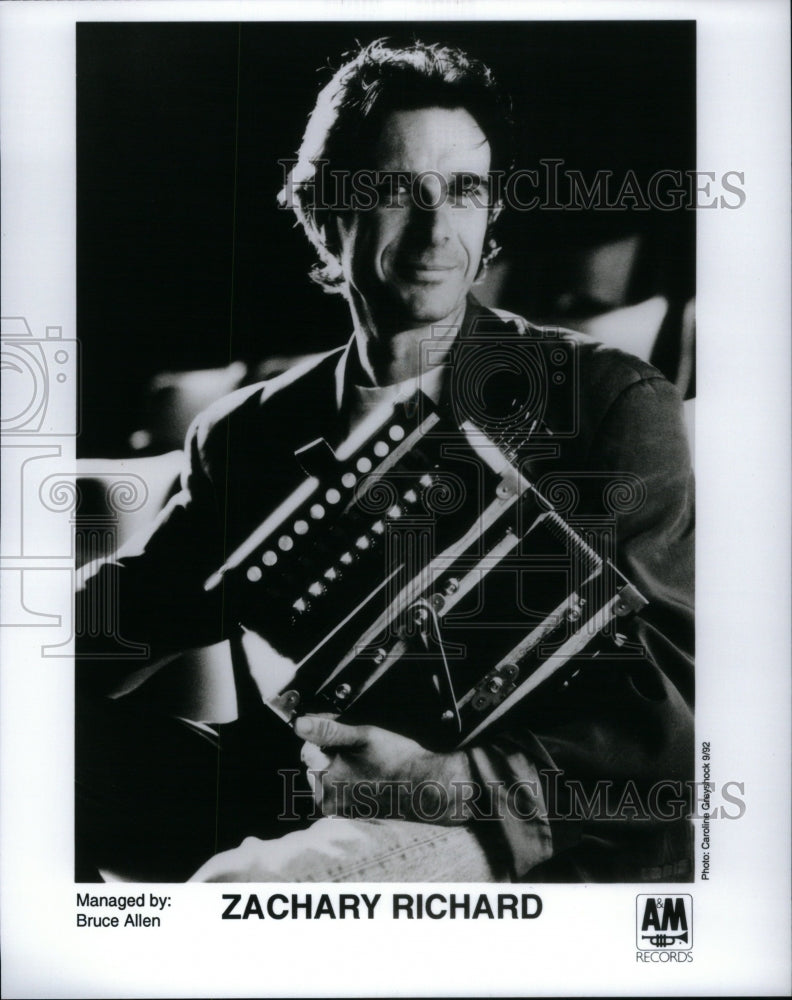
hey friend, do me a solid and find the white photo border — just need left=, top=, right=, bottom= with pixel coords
left=1, top=1, right=790, bottom=997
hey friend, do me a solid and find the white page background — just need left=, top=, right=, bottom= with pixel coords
left=1, top=1, right=790, bottom=996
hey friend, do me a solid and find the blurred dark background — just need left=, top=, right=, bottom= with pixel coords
left=77, top=20, right=695, bottom=458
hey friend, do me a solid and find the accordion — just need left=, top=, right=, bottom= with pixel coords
left=205, top=389, right=647, bottom=751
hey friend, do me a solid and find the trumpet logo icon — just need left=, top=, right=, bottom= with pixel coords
left=636, top=895, right=692, bottom=951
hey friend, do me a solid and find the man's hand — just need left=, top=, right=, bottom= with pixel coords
left=294, top=715, right=474, bottom=824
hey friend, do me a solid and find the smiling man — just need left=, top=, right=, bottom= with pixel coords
left=77, top=40, right=694, bottom=884
left=337, top=106, right=492, bottom=353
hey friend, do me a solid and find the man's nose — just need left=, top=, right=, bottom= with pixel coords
left=412, top=174, right=452, bottom=243
left=421, top=172, right=446, bottom=207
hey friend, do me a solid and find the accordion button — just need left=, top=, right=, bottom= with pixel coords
left=374, top=440, right=389, bottom=457
left=356, top=457, right=372, bottom=473
left=310, top=503, right=325, bottom=519
left=308, top=581, right=326, bottom=597
left=371, top=520, right=385, bottom=535
left=355, top=536, right=371, bottom=550
left=246, top=566, right=262, bottom=583
left=325, top=488, right=341, bottom=504
left=403, top=489, right=418, bottom=505
left=340, top=552, right=354, bottom=565
left=262, top=550, right=278, bottom=566
left=293, top=520, right=309, bottom=536
left=389, top=424, right=405, bottom=442
left=342, top=472, right=356, bottom=489
left=278, top=535, right=294, bottom=551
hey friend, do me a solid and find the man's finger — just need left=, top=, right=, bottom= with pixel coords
left=300, top=740, right=332, bottom=771
left=294, top=715, right=368, bottom=749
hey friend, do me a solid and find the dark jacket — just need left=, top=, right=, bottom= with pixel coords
left=77, top=298, right=694, bottom=881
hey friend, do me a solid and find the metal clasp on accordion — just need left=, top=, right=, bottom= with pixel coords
left=205, top=390, right=648, bottom=750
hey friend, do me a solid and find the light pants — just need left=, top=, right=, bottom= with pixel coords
left=190, top=817, right=506, bottom=882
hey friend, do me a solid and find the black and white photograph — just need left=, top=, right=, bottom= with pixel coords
left=1, top=2, right=789, bottom=997
left=74, top=18, right=697, bottom=887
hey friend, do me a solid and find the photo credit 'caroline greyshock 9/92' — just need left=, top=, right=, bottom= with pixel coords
left=75, top=25, right=695, bottom=884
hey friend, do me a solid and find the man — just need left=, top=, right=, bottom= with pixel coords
left=76, top=39, right=694, bottom=882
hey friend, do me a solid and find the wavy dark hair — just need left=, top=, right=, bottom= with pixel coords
left=278, top=38, right=514, bottom=292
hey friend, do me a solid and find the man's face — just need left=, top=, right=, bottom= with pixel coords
left=334, top=106, right=493, bottom=332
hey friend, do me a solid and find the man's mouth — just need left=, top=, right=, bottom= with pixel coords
left=396, top=258, right=460, bottom=280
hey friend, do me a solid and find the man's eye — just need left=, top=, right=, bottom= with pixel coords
left=452, top=179, right=488, bottom=204
left=374, top=181, right=410, bottom=207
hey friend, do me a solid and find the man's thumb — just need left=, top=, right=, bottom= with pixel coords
left=294, top=715, right=367, bottom=750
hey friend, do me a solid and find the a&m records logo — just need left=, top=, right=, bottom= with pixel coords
left=636, top=895, right=693, bottom=960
